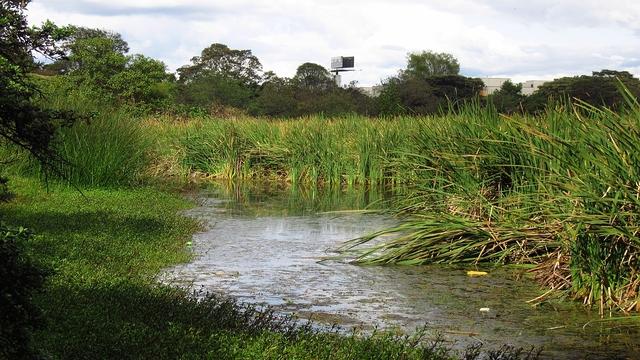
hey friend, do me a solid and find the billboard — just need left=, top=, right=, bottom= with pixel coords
left=331, top=56, right=355, bottom=70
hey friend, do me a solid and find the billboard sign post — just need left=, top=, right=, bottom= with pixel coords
left=330, top=56, right=355, bottom=86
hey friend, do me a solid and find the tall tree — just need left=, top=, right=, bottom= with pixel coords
left=489, top=80, right=525, bottom=114
left=1, top=2, right=76, bottom=357
left=525, top=69, right=640, bottom=112
left=177, top=43, right=262, bottom=86
left=40, top=26, right=130, bottom=74
left=65, top=26, right=129, bottom=54
left=108, top=54, right=172, bottom=104
left=402, top=51, right=460, bottom=79
left=293, top=62, right=335, bottom=92
left=66, top=37, right=128, bottom=88
left=0, top=0, right=76, bottom=168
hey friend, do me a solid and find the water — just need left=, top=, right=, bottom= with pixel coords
left=162, top=183, right=640, bottom=359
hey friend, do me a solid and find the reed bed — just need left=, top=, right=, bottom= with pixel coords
left=340, top=89, right=640, bottom=314
left=144, top=114, right=414, bottom=186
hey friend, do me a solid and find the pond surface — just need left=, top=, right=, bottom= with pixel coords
left=162, top=183, right=639, bottom=359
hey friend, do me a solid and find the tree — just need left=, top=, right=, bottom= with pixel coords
left=67, top=37, right=128, bottom=88
left=177, top=73, right=255, bottom=109
left=177, top=43, right=263, bottom=86
left=489, top=80, right=525, bottom=114
left=376, top=74, right=483, bottom=115
left=249, top=76, right=298, bottom=117
left=47, top=31, right=173, bottom=108
left=0, top=0, right=76, bottom=169
left=375, top=51, right=480, bottom=115
left=425, top=75, right=483, bottom=100
left=592, top=69, right=634, bottom=79
left=402, top=51, right=460, bottom=79
left=108, top=54, right=173, bottom=104
left=292, top=62, right=335, bottom=92
left=40, top=26, right=130, bottom=75
left=525, top=69, right=640, bottom=112
left=1, top=1, right=75, bottom=356
left=176, top=43, right=263, bottom=111
left=65, top=26, right=129, bottom=54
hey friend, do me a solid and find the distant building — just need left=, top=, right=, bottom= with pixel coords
left=479, top=77, right=510, bottom=96
left=520, top=80, right=547, bottom=96
left=357, top=78, right=547, bottom=98
left=358, top=85, right=383, bottom=97
left=479, top=77, right=548, bottom=96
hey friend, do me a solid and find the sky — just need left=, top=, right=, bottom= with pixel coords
left=26, top=0, right=640, bottom=86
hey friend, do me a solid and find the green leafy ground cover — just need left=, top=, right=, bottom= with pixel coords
left=3, top=178, right=528, bottom=359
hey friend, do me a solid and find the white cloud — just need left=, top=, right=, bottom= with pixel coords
left=27, top=0, right=640, bottom=86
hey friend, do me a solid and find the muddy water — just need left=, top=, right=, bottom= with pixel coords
left=162, top=184, right=639, bottom=359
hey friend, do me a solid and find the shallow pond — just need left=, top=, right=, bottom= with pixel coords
left=162, top=183, right=639, bottom=359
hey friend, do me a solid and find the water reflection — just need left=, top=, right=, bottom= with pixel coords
left=163, top=182, right=639, bottom=359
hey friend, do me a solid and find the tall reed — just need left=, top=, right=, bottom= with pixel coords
left=340, top=89, right=640, bottom=314
left=171, top=115, right=416, bottom=186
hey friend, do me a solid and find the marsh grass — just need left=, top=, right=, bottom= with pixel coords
left=340, top=87, right=640, bottom=314
left=156, top=115, right=414, bottom=186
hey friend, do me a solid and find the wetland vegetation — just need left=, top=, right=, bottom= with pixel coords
left=2, top=1, right=640, bottom=358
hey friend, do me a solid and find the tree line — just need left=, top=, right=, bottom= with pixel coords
left=5, top=7, right=640, bottom=120
left=32, top=27, right=640, bottom=118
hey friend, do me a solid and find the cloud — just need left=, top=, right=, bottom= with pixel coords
left=27, top=0, right=640, bottom=86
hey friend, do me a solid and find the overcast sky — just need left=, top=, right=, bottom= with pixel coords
left=27, top=0, right=640, bottom=86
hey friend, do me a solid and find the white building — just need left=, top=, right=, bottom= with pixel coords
left=479, top=77, right=510, bottom=96
left=358, top=85, right=383, bottom=97
left=357, top=78, right=548, bottom=98
left=520, top=80, right=547, bottom=96
left=480, top=78, right=548, bottom=96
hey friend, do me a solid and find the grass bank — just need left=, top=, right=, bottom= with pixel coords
left=5, top=177, right=528, bottom=359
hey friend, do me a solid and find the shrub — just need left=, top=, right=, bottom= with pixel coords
left=0, top=224, right=48, bottom=359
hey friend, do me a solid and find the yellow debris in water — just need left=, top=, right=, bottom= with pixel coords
left=466, top=270, right=488, bottom=277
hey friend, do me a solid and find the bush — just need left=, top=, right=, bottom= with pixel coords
left=0, top=224, right=48, bottom=359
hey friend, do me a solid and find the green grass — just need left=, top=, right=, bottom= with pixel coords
left=4, top=177, right=531, bottom=359
left=143, top=114, right=412, bottom=186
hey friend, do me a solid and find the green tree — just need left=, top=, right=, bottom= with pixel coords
left=293, top=62, right=335, bottom=92
left=65, top=26, right=129, bottom=54
left=177, top=43, right=263, bottom=86
left=592, top=69, right=634, bottom=79
left=376, top=75, right=483, bottom=115
left=108, top=54, right=173, bottom=104
left=53, top=32, right=173, bottom=108
left=425, top=75, right=483, bottom=100
left=249, top=75, right=298, bottom=117
left=525, top=69, right=640, bottom=113
left=67, top=36, right=128, bottom=89
left=1, top=1, right=75, bottom=356
left=177, top=73, right=255, bottom=109
left=402, top=51, right=460, bottom=79
left=39, top=26, right=130, bottom=75
left=376, top=51, right=480, bottom=115
left=0, top=0, right=76, bottom=168
left=176, top=43, right=263, bottom=111
left=489, top=80, right=525, bottom=114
